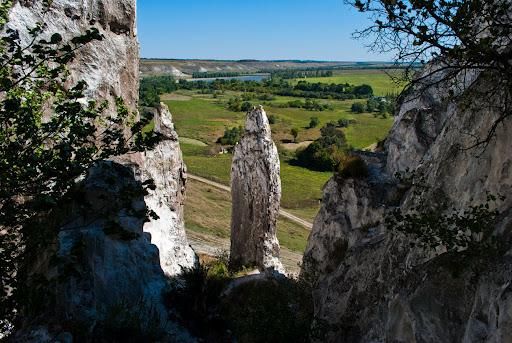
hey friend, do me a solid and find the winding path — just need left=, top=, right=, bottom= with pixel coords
left=188, top=174, right=313, bottom=230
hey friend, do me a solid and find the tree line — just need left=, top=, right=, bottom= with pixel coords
left=271, top=69, right=333, bottom=79
left=168, top=77, right=374, bottom=100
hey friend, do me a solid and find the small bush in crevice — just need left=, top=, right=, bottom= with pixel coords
left=337, top=155, right=369, bottom=179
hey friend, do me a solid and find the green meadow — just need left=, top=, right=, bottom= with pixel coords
left=293, top=69, right=405, bottom=96
left=163, top=69, right=398, bottom=252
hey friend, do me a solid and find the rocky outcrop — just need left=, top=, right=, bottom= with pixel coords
left=302, top=68, right=512, bottom=342
left=15, top=104, right=198, bottom=340
left=230, top=106, right=283, bottom=272
left=8, top=1, right=197, bottom=340
left=8, top=0, right=139, bottom=112
left=137, top=103, right=198, bottom=276
left=15, top=161, right=195, bottom=341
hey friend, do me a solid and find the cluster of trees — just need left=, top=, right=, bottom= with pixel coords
left=284, top=99, right=334, bottom=111
left=240, top=92, right=275, bottom=102
left=218, top=126, right=244, bottom=145
left=294, top=81, right=373, bottom=97
left=271, top=69, right=333, bottom=79
left=351, top=96, right=394, bottom=117
left=140, top=75, right=177, bottom=107
left=294, top=123, right=348, bottom=171
left=226, top=97, right=253, bottom=112
left=192, top=71, right=242, bottom=79
left=173, top=78, right=374, bottom=101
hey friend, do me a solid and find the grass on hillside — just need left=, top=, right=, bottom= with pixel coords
left=165, top=98, right=245, bottom=144
left=184, top=179, right=311, bottom=253
left=293, top=69, right=405, bottom=96
left=166, top=95, right=393, bottom=149
left=165, top=69, right=395, bottom=229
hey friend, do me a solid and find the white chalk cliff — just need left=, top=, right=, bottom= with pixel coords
left=302, top=66, right=512, bottom=342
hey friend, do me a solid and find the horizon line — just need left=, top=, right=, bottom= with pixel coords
left=140, top=57, right=399, bottom=64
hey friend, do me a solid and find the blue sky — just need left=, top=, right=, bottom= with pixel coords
left=137, top=0, right=389, bottom=61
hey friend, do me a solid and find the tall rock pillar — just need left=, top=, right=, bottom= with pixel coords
left=230, top=106, right=283, bottom=271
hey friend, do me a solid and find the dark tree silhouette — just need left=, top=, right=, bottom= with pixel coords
left=347, top=0, right=512, bottom=146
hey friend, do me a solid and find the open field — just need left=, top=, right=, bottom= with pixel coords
left=165, top=92, right=393, bottom=149
left=181, top=143, right=331, bottom=222
left=162, top=69, right=396, bottom=257
left=293, top=69, right=405, bottom=96
left=184, top=179, right=311, bottom=253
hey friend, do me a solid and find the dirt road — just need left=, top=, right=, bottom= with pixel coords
left=188, top=174, right=313, bottom=230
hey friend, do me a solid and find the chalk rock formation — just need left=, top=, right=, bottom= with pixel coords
left=9, top=1, right=196, bottom=340
left=230, top=106, right=283, bottom=271
left=138, top=103, right=198, bottom=276
left=302, top=67, right=512, bottom=342
left=8, top=0, right=139, bottom=111
left=15, top=161, right=195, bottom=341
left=15, top=105, right=198, bottom=339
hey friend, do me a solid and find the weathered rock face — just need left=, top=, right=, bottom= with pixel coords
left=15, top=105, right=198, bottom=340
left=230, top=106, right=283, bottom=271
left=16, top=161, right=194, bottom=341
left=302, top=68, right=512, bottom=342
left=138, top=103, right=198, bottom=276
left=8, top=1, right=197, bottom=340
left=8, top=0, right=139, bottom=111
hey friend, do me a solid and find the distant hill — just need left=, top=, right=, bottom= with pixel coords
left=139, top=59, right=399, bottom=78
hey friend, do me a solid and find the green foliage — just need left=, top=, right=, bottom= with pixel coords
left=192, top=71, right=242, bottom=78
left=139, top=75, right=176, bottom=107
left=257, top=93, right=275, bottom=101
left=241, top=101, right=253, bottom=112
left=352, top=84, right=373, bottom=97
left=295, top=80, right=373, bottom=99
left=387, top=192, right=504, bottom=255
left=218, top=126, right=243, bottom=145
left=337, top=118, right=351, bottom=128
left=349, top=0, right=511, bottom=145
left=295, top=122, right=348, bottom=171
left=308, top=116, right=320, bottom=128
left=166, top=261, right=313, bottom=343
left=227, top=96, right=242, bottom=111
left=386, top=171, right=506, bottom=272
left=351, top=102, right=366, bottom=113
left=298, top=69, right=404, bottom=96
left=280, top=98, right=333, bottom=111
left=267, top=114, right=276, bottom=124
left=337, top=155, right=369, bottom=179
left=288, top=99, right=304, bottom=108
left=175, top=77, right=375, bottom=101
left=271, top=68, right=333, bottom=79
